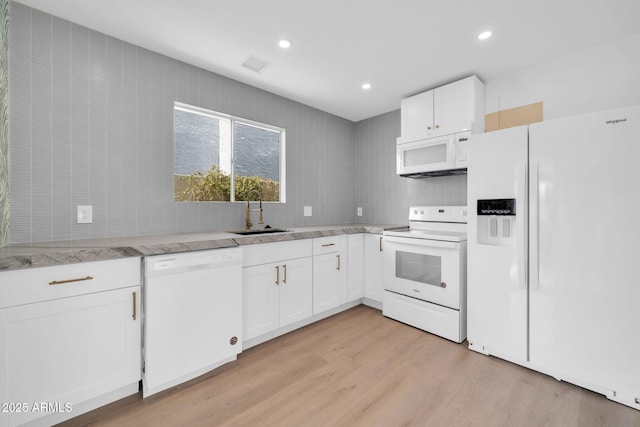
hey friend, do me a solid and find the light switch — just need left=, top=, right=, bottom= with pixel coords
left=357, top=207, right=363, bottom=216
left=303, top=206, right=312, bottom=217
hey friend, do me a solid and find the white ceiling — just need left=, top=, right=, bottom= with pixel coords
left=17, top=0, right=640, bottom=122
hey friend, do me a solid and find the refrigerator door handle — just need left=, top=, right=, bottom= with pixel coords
left=530, top=161, right=540, bottom=291
left=516, top=162, right=528, bottom=289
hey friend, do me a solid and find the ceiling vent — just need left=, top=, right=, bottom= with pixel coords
left=241, top=55, right=271, bottom=73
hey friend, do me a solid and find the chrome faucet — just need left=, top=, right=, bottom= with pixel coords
left=245, top=189, right=264, bottom=230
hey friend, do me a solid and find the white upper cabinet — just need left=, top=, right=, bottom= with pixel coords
left=401, top=90, right=435, bottom=142
left=399, top=75, right=485, bottom=143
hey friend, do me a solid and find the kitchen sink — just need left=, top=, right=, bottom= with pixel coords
left=228, top=228, right=289, bottom=236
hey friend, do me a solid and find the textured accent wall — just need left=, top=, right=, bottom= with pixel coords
left=8, top=2, right=355, bottom=244
left=0, top=0, right=8, bottom=247
left=354, top=110, right=467, bottom=225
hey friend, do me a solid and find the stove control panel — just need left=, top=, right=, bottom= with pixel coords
left=409, top=206, right=468, bottom=223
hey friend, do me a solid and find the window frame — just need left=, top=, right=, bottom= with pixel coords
left=174, top=102, right=286, bottom=203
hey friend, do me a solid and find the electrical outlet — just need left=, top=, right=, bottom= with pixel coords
left=77, top=205, right=93, bottom=224
left=357, top=207, right=363, bottom=216
left=303, top=206, right=312, bottom=217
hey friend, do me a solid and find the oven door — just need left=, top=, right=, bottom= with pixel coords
left=383, top=235, right=463, bottom=310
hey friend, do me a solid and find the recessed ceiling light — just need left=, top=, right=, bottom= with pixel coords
left=362, top=83, right=372, bottom=90
left=478, top=31, right=492, bottom=40
left=278, top=40, right=291, bottom=49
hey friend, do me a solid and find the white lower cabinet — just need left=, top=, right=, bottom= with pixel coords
left=243, top=262, right=280, bottom=340
left=312, top=235, right=348, bottom=314
left=364, top=234, right=384, bottom=305
left=279, top=258, right=314, bottom=326
left=312, top=253, right=343, bottom=313
left=347, top=234, right=364, bottom=301
left=0, top=258, right=141, bottom=427
left=242, top=240, right=313, bottom=342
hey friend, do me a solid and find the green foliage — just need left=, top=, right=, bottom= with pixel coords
left=176, top=166, right=230, bottom=201
left=175, top=166, right=279, bottom=202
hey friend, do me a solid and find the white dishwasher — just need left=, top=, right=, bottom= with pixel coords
left=143, top=247, right=243, bottom=397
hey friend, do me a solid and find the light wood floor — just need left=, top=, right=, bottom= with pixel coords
left=59, top=305, right=640, bottom=427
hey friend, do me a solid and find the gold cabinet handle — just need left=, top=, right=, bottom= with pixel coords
left=321, top=243, right=335, bottom=247
left=282, top=264, right=287, bottom=284
left=379, top=236, right=383, bottom=252
left=435, top=124, right=440, bottom=129
left=132, top=291, right=137, bottom=320
left=49, top=276, right=93, bottom=285
left=336, top=255, right=341, bottom=271
left=275, top=265, right=280, bottom=285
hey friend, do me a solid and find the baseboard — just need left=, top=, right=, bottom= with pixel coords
left=21, top=383, right=139, bottom=427
left=243, top=300, right=362, bottom=350
left=361, top=297, right=382, bottom=310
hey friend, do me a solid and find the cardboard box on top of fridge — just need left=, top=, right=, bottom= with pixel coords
left=485, top=102, right=543, bottom=132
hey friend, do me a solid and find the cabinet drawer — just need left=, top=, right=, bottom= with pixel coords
left=242, top=239, right=312, bottom=267
left=312, top=235, right=347, bottom=256
left=0, top=257, right=141, bottom=308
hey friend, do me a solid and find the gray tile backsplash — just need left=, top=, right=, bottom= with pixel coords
left=9, top=2, right=356, bottom=243
left=8, top=1, right=465, bottom=244
left=354, top=110, right=467, bottom=225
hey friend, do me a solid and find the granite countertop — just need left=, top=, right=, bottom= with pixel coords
left=0, top=224, right=407, bottom=272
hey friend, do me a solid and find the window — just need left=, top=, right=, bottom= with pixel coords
left=173, top=103, right=285, bottom=202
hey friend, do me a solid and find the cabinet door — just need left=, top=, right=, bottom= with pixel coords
left=347, top=234, right=364, bottom=301
left=279, top=258, right=312, bottom=327
left=243, top=263, right=279, bottom=341
left=313, top=252, right=342, bottom=314
left=1, top=287, right=140, bottom=427
left=433, top=77, right=476, bottom=136
left=364, top=234, right=384, bottom=303
left=401, top=90, right=434, bottom=141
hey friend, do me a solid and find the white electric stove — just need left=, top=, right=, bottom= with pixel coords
left=382, top=206, right=468, bottom=343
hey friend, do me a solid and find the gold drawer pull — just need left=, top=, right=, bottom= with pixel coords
left=132, top=292, right=137, bottom=320
left=321, top=243, right=335, bottom=247
left=49, top=276, right=94, bottom=285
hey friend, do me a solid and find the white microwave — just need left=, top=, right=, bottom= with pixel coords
left=396, top=131, right=470, bottom=178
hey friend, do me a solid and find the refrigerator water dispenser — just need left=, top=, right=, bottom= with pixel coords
left=477, top=199, right=516, bottom=247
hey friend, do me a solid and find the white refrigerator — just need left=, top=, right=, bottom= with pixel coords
left=467, top=105, right=640, bottom=410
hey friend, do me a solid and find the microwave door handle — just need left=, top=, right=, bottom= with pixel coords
left=516, top=162, right=528, bottom=290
